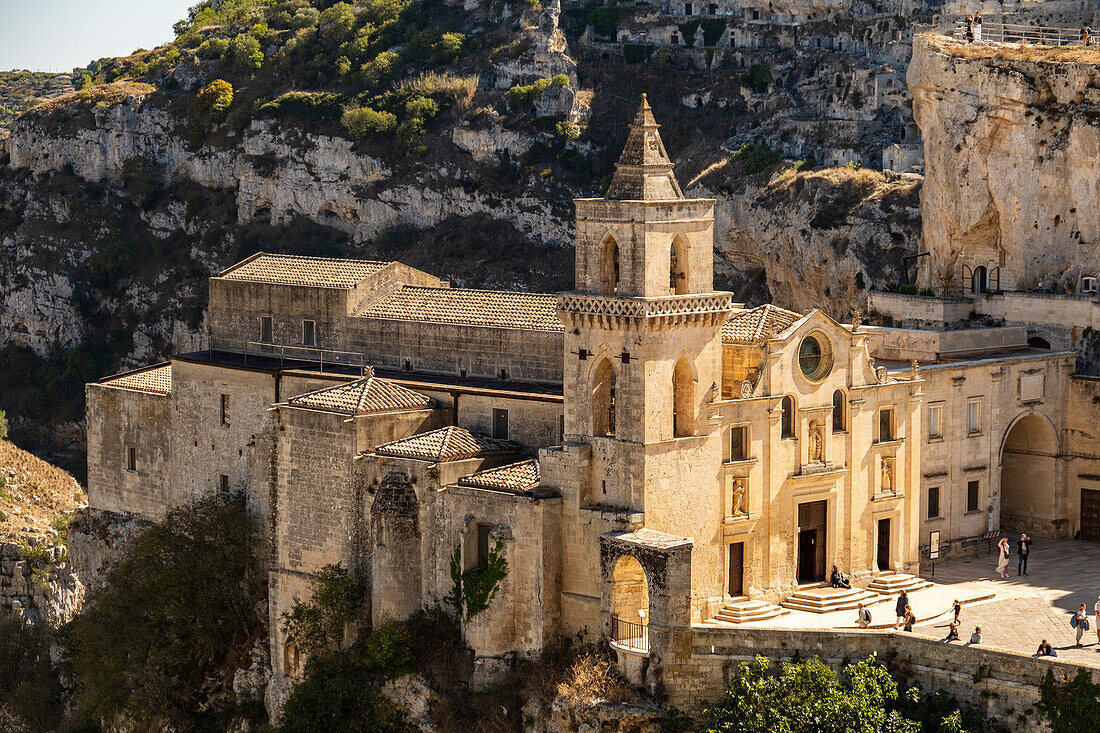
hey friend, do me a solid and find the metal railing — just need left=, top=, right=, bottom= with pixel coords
left=242, top=341, right=368, bottom=375
left=611, top=616, right=650, bottom=652
left=950, top=21, right=1092, bottom=47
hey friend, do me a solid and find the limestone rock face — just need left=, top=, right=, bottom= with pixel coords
left=909, top=34, right=1100, bottom=292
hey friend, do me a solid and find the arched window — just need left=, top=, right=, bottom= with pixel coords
left=972, top=265, right=988, bottom=294
left=673, top=357, right=695, bottom=437
left=601, top=237, right=619, bottom=296
left=592, top=358, right=616, bottom=436
left=832, top=390, right=846, bottom=432
left=670, top=237, right=688, bottom=295
left=781, top=395, right=795, bottom=439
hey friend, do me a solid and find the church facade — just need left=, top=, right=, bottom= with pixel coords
left=85, top=96, right=1100, bottom=707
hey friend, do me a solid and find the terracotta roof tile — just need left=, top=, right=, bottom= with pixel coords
left=722, top=304, right=802, bottom=345
left=219, top=253, right=389, bottom=289
left=458, top=459, right=541, bottom=493
left=287, top=369, right=433, bottom=415
left=356, top=285, right=563, bottom=332
left=101, top=364, right=171, bottom=395
left=375, top=426, right=516, bottom=462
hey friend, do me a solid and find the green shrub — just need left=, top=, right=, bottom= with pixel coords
left=405, top=95, right=439, bottom=123
left=740, top=63, right=773, bottom=93
left=230, top=33, right=264, bottom=69
left=319, top=2, right=357, bottom=44
left=360, top=50, right=399, bottom=87
left=445, top=540, right=507, bottom=626
left=623, top=43, right=653, bottom=64
left=587, top=6, right=624, bottom=37
left=731, top=142, right=780, bottom=175
left=49, top=513, right=74, bottom=547
left=282, top=563, right=365, bottom=655
left=700, top=18, right=725, bottom=46
left=677, top=20, right=701, bottom=47
left=0, top=610, right=64, bottom=733
left=508, top=77, right=557, bottom=112
left=121, top=156, right=166, bottom=210
left=342, top=106, right=397, bottom=137
left=434, top=32, right=465, bottom=63
left=63, top=493, right=266, bottom=728
left=189, top=78, right=234, bottom=127
left=0, top=408, right=7, bottom=440
left=291, top=6, right=320, bottom=28
left=197, top=37, right=230, bottom=59
left=1038, top=668, right=1100, bottom=732
left=257, top=91, right=343, bottom=121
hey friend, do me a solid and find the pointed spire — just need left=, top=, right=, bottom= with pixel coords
left=604, top=94, right=684, bottom=201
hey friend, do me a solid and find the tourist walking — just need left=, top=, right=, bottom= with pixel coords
left=1017, top=533, right=1032, bottom=576
left=996, top=537, right=1010, bottom=578
left=974, top=12, right=983, bottom=42
left=895, top=590, right=909, bottom=629
left=903, top=605, right=916, bottom=632
left=856, top=602, right=872, bottom=629
left=970, top=626, right=983, bottom=644
left=1036, top=640, right=1057, bottom=657
left=952, top=598, right=962, bottom=624
left=1073, top=603, right=1089, bottom=646
left=965, top=14, right=974, bottom=43
left=1083, top=26, right=1092, bottom=47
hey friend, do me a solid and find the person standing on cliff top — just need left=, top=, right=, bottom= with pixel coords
left=974, top=12, right=983, bottom=43
left=1083, top=27, right=1092, bottom=47
left=965, top=14, right=974, bottom=43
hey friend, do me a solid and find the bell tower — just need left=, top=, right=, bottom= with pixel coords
left=558, top=94, right=735, bottom=515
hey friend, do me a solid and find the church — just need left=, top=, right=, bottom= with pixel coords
left=85, top=96, right=1097, bottom=705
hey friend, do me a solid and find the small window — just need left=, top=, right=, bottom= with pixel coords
left=928, top=404, right=942, bottom=440
left=878, top=408, right=895, bottom=442
left=404, top=358, right=411, bottom=372
left=476, top=523, right=493, bottom=569
left=967, top=399, right=981, bottom=435
left=302, top=320, right=316, bottom=347
left=928, top=486, right=940, bottom=519
left=729, top=425, right=748, bottom=461
left=831, top=390, right=845, bottom=432
left=260, top=316, right=273, bottom=344
left=781, top=396, right=795, bottom=439
left=492, top=409, right=509, bottom=440
left=559, top=414, right=565, bottom=442
left=1082, top=276, right=1098, bottom=294
left=220, top=474, right=230, bottom=495
left=967, top=480, right=980, bottom=512
left=221, top=394, right=231, bottom=427
left=126, top=447, right=136, bottom=472
left=500, top=369, right=508, bottom=381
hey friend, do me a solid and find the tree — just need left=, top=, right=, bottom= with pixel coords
left=342, top=106, right=397, bottom=138
left=1038, top=668, right=1100, bottom=732
left=189, top=79, right=234, bottom=128
left=282, top=563, right=365, bottom=655
left=230, top=33, right=264, bottom=70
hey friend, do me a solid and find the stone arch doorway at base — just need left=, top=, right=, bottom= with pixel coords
left=609, top=555, right=649, bottom=649
left=1000, top=414, right=1062, bottom=537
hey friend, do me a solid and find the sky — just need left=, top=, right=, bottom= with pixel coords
left=0, top=0, right=195, bottom=72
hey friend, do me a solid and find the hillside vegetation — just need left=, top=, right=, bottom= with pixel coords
left=0, top=72, right=71, bottom=138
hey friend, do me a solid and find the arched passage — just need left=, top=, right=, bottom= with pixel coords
left=609, top=555, right=649, bottom=649
left=1000, top=415, right=1059, bottom=535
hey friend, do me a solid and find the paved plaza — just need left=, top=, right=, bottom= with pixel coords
left=732, top=538, right=1100, bottom=668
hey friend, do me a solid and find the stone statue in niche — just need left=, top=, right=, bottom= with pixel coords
left=881, top=459, right=894, bottom=493
left=731, top=478, right=747, bottom=515
left=807, top=421, right=824, bottom=463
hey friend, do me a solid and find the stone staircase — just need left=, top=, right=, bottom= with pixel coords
left=867, top=572, right=932, bottom=596
left=780, top=585, right=887, bottom=613
left=702, top=597, right=788, bottom=626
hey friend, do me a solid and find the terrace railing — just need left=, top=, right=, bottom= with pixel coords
left=241, top=341, right=368, bottom=375
left=610, top=615, right=650, bottom=652
left=950, top=21, right=1091, bottom=46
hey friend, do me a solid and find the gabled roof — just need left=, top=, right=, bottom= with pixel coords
left=356, top=285, right=564, bottom=332
left=375, top=426, right=516, bottom=463
left=604, top=94, right=684, bottom=201
left=722, top=304, right=803, bottom=345
left=286, top=369, right=433, bottom=415
left=100, top=363, right=172, bottom=395
left=218, top=253, right=390, bottom=289
left=457, top=459, right=541, bottom=493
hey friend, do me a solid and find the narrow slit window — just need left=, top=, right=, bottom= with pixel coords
left=729, top=426, right=747, bottom=461
left=302, top=320, right=316, bottom=347
left=126, top=447, right=136, bottom=472
left=260, top=316, right=273, bottom=344
left=928, top=404, right=942, bottom=439
left=967, top=480, right=980, bottom=513
left=878, top=408, right=895, bottom=442
left=221, top=394, right=231, bottom=427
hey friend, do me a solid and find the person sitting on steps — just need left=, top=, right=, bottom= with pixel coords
left=830, top=564, right=851, bottom=589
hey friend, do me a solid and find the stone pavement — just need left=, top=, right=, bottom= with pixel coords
left=729, top=539, right=1100, bottom=668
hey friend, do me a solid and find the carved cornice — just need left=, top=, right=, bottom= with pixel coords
left=558, top=293, right=735, bottom=330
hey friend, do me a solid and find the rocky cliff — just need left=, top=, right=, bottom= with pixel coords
left=909, top=34, right=1100, bottom=293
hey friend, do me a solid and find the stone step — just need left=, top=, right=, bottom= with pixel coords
left=867, top=572, right=933, bottom=595
left=781, top=586, right=887, bottom=613
left=712, top=599, right=789, bottom=624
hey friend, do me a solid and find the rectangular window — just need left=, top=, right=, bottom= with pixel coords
left=928, top=486, right=940, bottom=519
left=928, top=404, right=942, bottom=440
left=220, top=474, right=230, bottom=495
left=260, top=316, right=273, bottom=344
left=476, top=523, right=492, bottom=569
left=729, top=426, right=748, bottom=461
left=221, top=394, right=231, bottom=427
left=302, top=320, right=316, bottom=347
left=559, top=414, right=565, bottom=442
left=492, top=409, right=509, bottom=440
left=126, top=447, right=136, bottom=472
left=967, top=480, right=980, bottom=512
left=967, top=399, right=981, bottom=434
left=878, top=408, right=895, bottom=442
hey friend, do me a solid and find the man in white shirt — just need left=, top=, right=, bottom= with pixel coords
left=969, top=626, right=983, bottom=644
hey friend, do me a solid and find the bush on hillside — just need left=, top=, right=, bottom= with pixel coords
left=189, top=79, right=234, bottom=127
left=230, top=33, right=264, bottom=69
left=0, top=610, right=63, bottom=733
left=282, top=563, right=365, bottom=655
left=0, top=408, right=7, bottom=440
left=342, top=106, right=398, bottom=137
left=1038, top=668, right=1100, bottom=732
left=196, top=37, right=230, bottom=60
left=63, top=492, right=266, bottom=728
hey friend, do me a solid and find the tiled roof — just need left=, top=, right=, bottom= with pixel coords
left=458, top=459, right=541, bottom=493
left=722, top=304, right=803, bottom=345
left=375, top=426, right=516, bottom=462
left=101, top=364, right=171, bottom=395
left=219, top=253, right=389, bottom=289
left=286, top=369, right=433, bottom=415
left=357, top=285, right=564, bottom=332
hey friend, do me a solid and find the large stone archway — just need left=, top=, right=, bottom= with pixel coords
left=1000, top=414, right=1063, bottom=537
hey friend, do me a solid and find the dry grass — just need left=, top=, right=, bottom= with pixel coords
left=554, top=652, right=631, bottom=707
left=0, top=440, right=84, bottom=543
left=396, top=71, right=478, bottom=111
left=930, top=34, right=1100, bottom=63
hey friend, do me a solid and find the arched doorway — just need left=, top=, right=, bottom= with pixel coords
left=609, top=555, right=649, bottom=650
left=972, top=265, right=988, bottom=294
left=1000, top=415, right=1059, bottom=535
